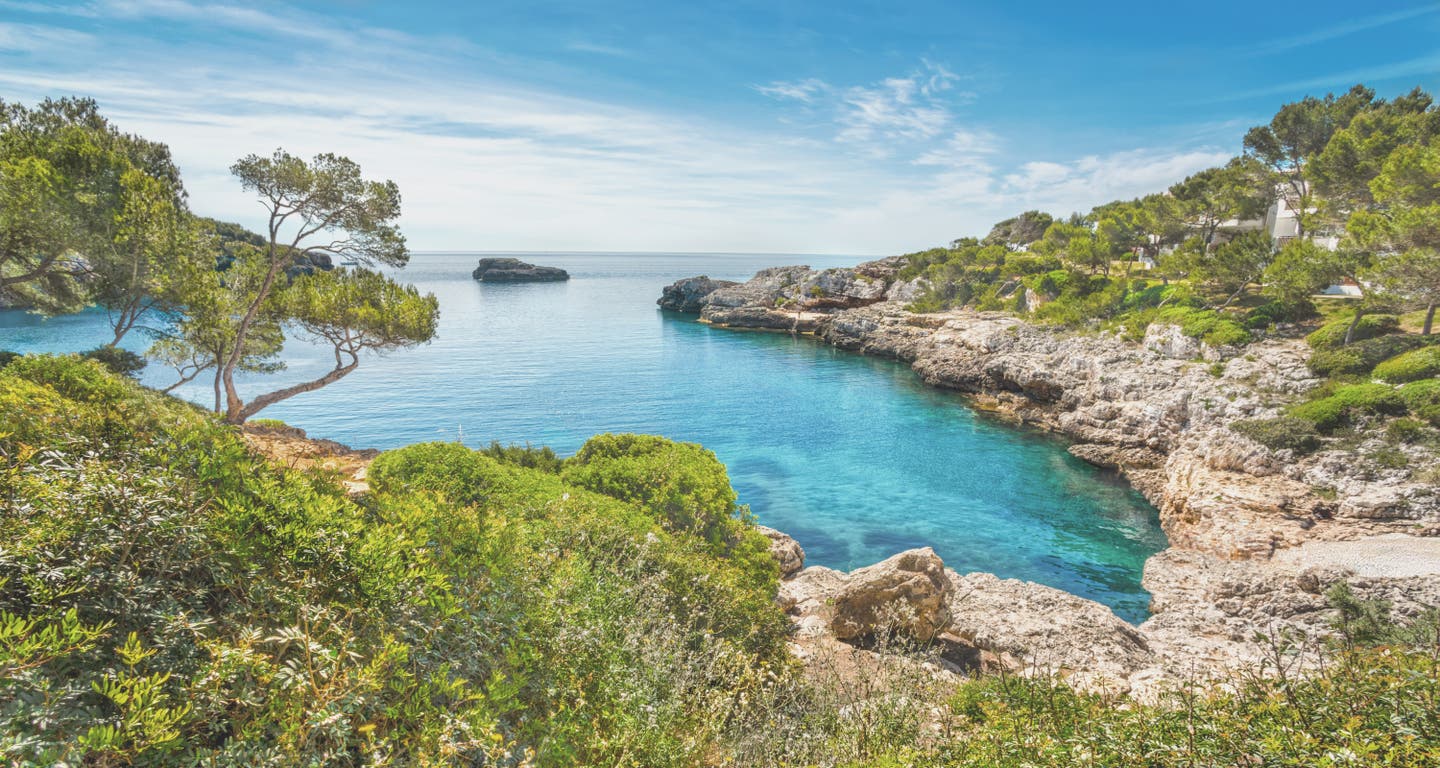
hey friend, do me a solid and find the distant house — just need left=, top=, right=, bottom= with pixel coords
left=1209, top=183, right=1353, bottom=297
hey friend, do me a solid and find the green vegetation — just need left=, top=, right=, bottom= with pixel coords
left=0, top=356, right=787, bottom=765
left=1229, top=416, right=1322, bottom=453
left=7, top=356, right=1440, bottom=766
left=1289, top=382, right=1406, bottom=431
left=1374, top=345, right=1440, bottom=382
left=0, top=98, right=439, bottom=423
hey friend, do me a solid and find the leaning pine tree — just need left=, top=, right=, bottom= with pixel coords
left=212, top=150, right=435, bottom=424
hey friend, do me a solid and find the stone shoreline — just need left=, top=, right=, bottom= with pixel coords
left=661, top=257, right=1440, bottom=695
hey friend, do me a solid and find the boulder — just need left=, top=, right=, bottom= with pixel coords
left=472, top=257, right=569, bottom=282
left=757, top=525, right=805, bottom=577
left=657, top=276, right=737, bottom=312
left=946, top=571, right=1154, bottom=684
left=831, top=548, right=953, bottom=641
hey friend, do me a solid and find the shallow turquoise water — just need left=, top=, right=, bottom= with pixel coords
left=0, top=252, right=1167, bottom=621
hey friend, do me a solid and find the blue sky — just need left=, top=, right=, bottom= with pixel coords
left=1, top=1, right=1438, bottom=254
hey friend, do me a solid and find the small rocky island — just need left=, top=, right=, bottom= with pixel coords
left=472, top=257, right=569, bottom=282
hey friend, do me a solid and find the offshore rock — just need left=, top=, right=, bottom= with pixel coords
left=472, top=257, right=569, bottom=282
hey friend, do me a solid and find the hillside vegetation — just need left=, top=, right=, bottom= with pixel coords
left=4, top=356, right=1440, bottom=766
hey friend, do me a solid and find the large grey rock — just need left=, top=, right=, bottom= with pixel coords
left=657, top=276, right=736, bottom=312
left=830, top=548, right=954, bottom=641
left=473, top=257, right=569, bottom=282
left=947, top=571, right=1153, bottom=684
left=757, top=525, right=805, bottom=577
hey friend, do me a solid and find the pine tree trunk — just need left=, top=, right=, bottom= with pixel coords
left=1425, top=301, right=1436, bottom=336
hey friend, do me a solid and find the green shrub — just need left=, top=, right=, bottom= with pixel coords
left=564, top=434, right=745, bottom=545
left=1374, top=345, right=1440, bottom=383
left=79, top=345, right=147, bottom=377
left=1243, top=298, right=1314, bottom=329
left=1386, top=417, right=1431, bottom=444
left=1400, top=379, right=1440, bottom=425
left=1155, top=306, right=1252, bottom=347
left=1308, top=334, right=1434, bottom=377
left=1306, top=314, right=1400, bottom=349
left=1230, top=416, right=1322, bottom=453
left=0, top=350, right=17, bottom=368
left=1290, top=383, right=1407, bottom=431
left=480, top=440, right=564, bottom=473
left=0, top=356, right=792, bottom=765
left=367, top=440, right=512, bottom=505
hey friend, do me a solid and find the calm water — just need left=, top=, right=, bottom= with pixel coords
left=0, top=252, right=1166, bottom=621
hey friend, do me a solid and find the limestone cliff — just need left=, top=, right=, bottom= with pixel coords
left=663, top=258, right=1440, bottom=695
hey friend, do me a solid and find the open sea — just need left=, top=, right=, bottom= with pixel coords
left=0, top=251, right=1167, bottom=622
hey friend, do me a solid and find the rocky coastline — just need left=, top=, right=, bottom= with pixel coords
left=662, top=257, right=1440, bottom=695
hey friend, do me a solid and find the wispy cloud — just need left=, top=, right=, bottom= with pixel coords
left=566, top=41, right=637, bottom=58
left=0, top=21, right=94, bottom=52
left=755, top=77, right=829, bottom=103
left=760, top=62, right=973, bottom=150
left=0, top=3, right=1241, bottom=254
left=1239, top=5, right=1440, bottom=58
left=1206, top=52, right=1440, bottom=103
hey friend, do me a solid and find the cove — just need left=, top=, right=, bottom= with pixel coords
left=0, top=252, right=1167, bottom=622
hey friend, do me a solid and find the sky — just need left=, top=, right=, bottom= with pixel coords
left=1, top=1, right=1438, bottom=255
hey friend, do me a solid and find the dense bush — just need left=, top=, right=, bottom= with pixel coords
left=0, top=350, right=17, bottom=368
left=1400, top=379, right=1440, bottom=425
left=1154, top=305, right=1253, bottom=347
left=480, top=440, right=564, bottom=473
left=79, top=346, right=148, bottom=377
left=0, top=356, right=789, bottom=766
left=1230, top=416, right=1323, bottom=453
left=1306, top=313, right=1401, bottom=349
left=1308, top=333, right=1434, bottom=376
left=1374, top=345, right=1440, bottom=383
left=1242, top=298, right=1313, bottom=330
left=562, top=434, right=765, bottom=554
left=1290, top=382, right=1407, bottom=431
left=368, top=439, right=513, bottom=506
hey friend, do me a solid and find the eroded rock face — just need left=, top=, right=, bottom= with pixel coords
left=757, top=525, right=805, bottom=578
left=830, top=548, right=954, bottom=641
left=669, top=256, right=1440, bottom=695
left=947, top=571, right=1153, bottom=687
left=472, top=257, right=569, bottom=282
left=658, top=276, right=737, bottom=312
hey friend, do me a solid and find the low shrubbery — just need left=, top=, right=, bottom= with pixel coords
left=1154, top=305, right=1253, bottom=347
left=0, top=355, right=788, bottom=766
left=1230, top=416, right=1323, bottom=453
left=1307, top=333, right=1433, bottom=376
left=1400, top=379, right=1440, bottom=425
left=1289, top=382, right=1407, bottom=431
left=78, top=345, right=147, bottom=377
left=1374, top=345, right=1440, bottom=383
left=1306, top=313, right=1401, bottom=349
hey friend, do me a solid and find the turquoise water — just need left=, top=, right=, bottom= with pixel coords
left=0, top=252, right=1166, bottom=621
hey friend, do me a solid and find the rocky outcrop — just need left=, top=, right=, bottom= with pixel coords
left=830, top=548, right=953, bottom=641
left=758, top=525, right=805, bottom=577
left=667, top=258, right=1440, bottom=694
left=657, top=276, right=737, bottom=312
left=947, top=572, right=1153, bottom=689
left=472, top=257, right=569, bottom=282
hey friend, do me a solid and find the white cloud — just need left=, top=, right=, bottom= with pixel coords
left=0, top=22, right=93, bottom=52
left=755, top=78, right=829, bottom=103
left=0, top=6, right=1236, bottom=255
